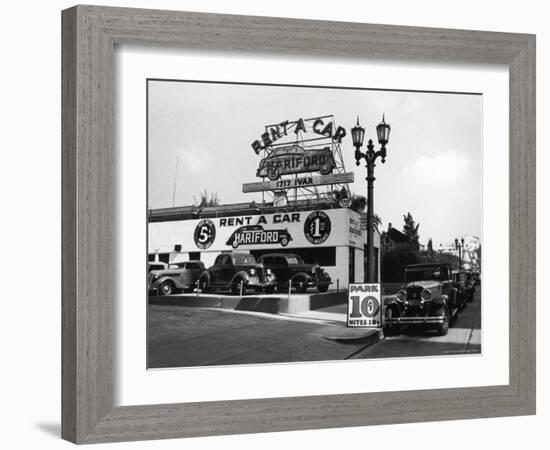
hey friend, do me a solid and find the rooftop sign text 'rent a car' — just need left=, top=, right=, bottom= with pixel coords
left=251, top=116, right=347, bottom=154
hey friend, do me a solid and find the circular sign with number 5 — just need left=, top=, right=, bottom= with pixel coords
left=194, top=219, right=216, bottom=249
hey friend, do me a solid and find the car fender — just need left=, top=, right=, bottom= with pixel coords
left=383, top=295, right=400, bottom=307
left=382, top=295, right=402, bottom=318
left=290, top=272, right=313, bottom=283
left=431, top=294, right=449, bottom=307
left=198, top=270, right=211, bottom=283
left=154, top=275, right=177, bottom=287
left=231, top=271, right=251, bottom=286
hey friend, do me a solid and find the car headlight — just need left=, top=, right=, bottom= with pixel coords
left=249, top=268, right=256, bottom=276
left=396, top=290, right=407, bottom=302
left=266, top=268, right=272, bottom=275
left=421, top=289, right=432, bottom=301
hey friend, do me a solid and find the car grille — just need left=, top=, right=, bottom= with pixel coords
left=256, top=267, right=265, bottom=282
left=407, top=286, right=424, bottom=302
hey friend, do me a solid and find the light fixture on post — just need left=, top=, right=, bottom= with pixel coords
left=353, top=114, right=390, bottom=283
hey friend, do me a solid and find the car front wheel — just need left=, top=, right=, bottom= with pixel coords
left=231, top=278, right=246, bottom=295
left=317, top=284, right=329, bottom=293
left=198, top=277, right=210, bottom=293
left=159, top=281, right=174, bottom=296
left=383, top=307, right=399, bottom=336
left=293, top=278, right=307, bottom=294
left=435, top=306, right=450, bottom=336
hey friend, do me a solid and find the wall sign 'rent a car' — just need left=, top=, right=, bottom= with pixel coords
left=226, top=225, right=293, bottom=248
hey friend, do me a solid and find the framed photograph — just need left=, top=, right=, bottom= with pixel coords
left=62, top=5, right=535, bottom=444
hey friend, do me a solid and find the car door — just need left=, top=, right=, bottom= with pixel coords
left=440, top=266, right=457, bottom=309
left=184, top=262, right=203, bottom=287
left=217, top=254, right=234, bottom=286
left=272, top=256, right=290, bottom=284
left=209, top=255, right=227, bottom=286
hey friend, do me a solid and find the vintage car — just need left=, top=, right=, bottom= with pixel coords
left=257, top=253, right=331, bottom=293
left=226, top=225, right=292, bottom=249
left=148, top=261, right=206, bottom=295
left=256, top=145, right=335, bottom=181
left=383, top=262, right=460, bottom=336
left=451, top=270, right=468, bottom=311
left=472, top=271, right=481, bottom=286
left=455, top=270, right=476, bottom=303
left=198, top=252, right=277, bottom=295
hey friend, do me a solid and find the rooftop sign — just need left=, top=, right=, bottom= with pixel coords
left=242, top=172, right=355, bottom=193
left=251, top=116, right=347, bottom=154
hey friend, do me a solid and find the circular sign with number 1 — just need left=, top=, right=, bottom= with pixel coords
left=194, top=219, right=216, bottom=249
left=304, top=211, right=331, bottom=245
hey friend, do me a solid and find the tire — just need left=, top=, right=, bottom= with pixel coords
left=294, top=278, right=307, bottom=294
left=159, top=281, right=174, bottom=296
left=435, top=306, right=450, bottom=336
left=383, top=306, right=399, bottom=336
left=198, top=277, right=210, bottom=293
left=231, top=278, right=245, bottom=295
left=317, top=284, right=329, bottom=293
left=320, top=162, right=332, bottom=175
left=268, top=168, right=280, bottom=181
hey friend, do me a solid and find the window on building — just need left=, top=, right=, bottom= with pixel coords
left=188, top=252, right=201, bottom=261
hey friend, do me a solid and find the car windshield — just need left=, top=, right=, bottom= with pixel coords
left=286, top=256, right=303, bottom=265
left=232, top=254, right=257, bottom=265
left=405, top=269, right=440, bottom=282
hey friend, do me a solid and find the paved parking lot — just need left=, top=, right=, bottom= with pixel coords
left=147, top=287, right=481, bottom=368
left=148, top=305, right=378, bottom=368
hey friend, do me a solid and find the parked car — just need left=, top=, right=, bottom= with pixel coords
left=148, top=261, right=206, bottom=295
left=198, top=252, right=277, bottom=295
left=456, top=269, right=476, bottom=303
left=451, top=270, right=469, bottom=311
left=257, top=253, right=331, bottom=293
left=256, top=145, right=335, bottom=181
left=383, top=262, right=460, bottom=336
left=472, top=271, right=481, bottom=286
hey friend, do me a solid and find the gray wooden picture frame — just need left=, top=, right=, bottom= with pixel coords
left=61, top=5, right=536, bottom=444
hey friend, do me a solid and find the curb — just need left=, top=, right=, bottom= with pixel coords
left=323, top=328, right=383, bottom=346
left=149, top=291, right=347, bottom=314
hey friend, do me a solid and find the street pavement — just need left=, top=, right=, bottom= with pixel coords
left=148, top=286, right=481, bottom=368
left=148, top=305, right=378, bottom=368
left=349, top=287, right=482, bottom=359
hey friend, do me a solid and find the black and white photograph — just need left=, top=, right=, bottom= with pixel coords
left=146, top=79, right=482, bottom=369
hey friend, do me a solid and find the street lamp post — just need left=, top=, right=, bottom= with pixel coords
left=352, top=115, right=391, bottom=283
left=455, top=237, right=464, bottom=270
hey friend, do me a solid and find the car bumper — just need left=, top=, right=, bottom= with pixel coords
left=386, top=315, right=446, bottom=325
left=246, top=278, right=276, bottom=290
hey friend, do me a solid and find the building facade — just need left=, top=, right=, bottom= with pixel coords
left=148, top=202, right=380, bottom=289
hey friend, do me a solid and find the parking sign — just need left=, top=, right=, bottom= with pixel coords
left=348, top=284, right=382, bottom=328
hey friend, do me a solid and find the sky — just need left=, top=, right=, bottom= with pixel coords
left=148, top=80, right=482, bottom=248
